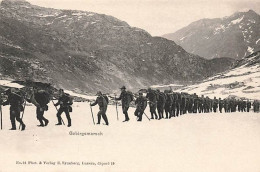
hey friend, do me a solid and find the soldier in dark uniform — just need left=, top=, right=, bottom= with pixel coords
left=91, top=91, right=109, bottom=125
left=187, top=95, right=194, bottom=113
left=246, top=100, right=251, bottom=112
left=224, top=98, right=228, bottom=113
left=115, top=86, right=133, bottom=122
left=198, top=95, right=205, bottom=113
left=204, top=96, right=210, bottom=113
left=54, top=89, right=73, bottom=127
left=146, top=88, right=158, bottom=119
left=164, top=90, right=173, bottom=119
left=219, top=98, right=223, bottom=113
left=212, top=97, right=218, bottom=113
left=180, top=93, right=186, bottom=115
left=253, top=100, right=259, bottom=112
left=134, top=93, right=147, bottom=121
left=2, top=88, right=26, bottom=130
left=156, top=89, right=166, bottom=120
left=28, top=88, right=50, bottom=127
left=171, top=93, right=177, bottom=117
left=176, top=92, right=181, bottom=116
left=242, top=100, right=246, bottom=112
left=193, top=93, right=199, bottom=113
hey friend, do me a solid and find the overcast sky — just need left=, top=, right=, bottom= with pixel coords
left=6, top=0, right=260, bottom=36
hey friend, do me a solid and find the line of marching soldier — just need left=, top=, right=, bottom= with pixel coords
left=104, top=86, right=260, bottom=123
left=1, top=85, right=260, bottom=130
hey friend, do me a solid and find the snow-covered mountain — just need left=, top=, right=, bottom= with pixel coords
left=174, top=51, right=260, bottom=100
left=163, top=10, right=260, bottom=59
left=0, top=0, right=234, bottom=94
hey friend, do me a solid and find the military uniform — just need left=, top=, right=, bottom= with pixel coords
left=55, top=91, right=73, bottom=127
left=157, top=91, right=166, bottom=119
left=2, top=90, right=26, bottom=130
left=146, top=89, right=158, bottom=119
left=134, top=95, right=147, bottom=121
left=164, top=93, right=173, bottom=119
left=91, top=94, right=109, bottom=125
left=115, top=87, right=133, bottom=122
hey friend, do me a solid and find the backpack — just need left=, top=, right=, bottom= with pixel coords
left=103, top=95, right=109, bottom=104
left=154, top=91, right=160, bottom=101
left=38, top=90, right=50, bottom=104
left=127, top=91, right=134, bottom=102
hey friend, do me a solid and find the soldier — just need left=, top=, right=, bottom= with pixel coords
left=180, top=93, right=187, bottom=115
left=198, top=95, right=205, bottom=113
left=146, top=88, right=158, bottom=119
left=171, top=92, right=177, bottom=117
left=212, top=97, right=218, bottom=113
left=91, top=91, right=109, bottom=125
left=54, top=89, right=73, bottom=127
left=115, top=86, right=133, bottom=122
left=134, top=92, right=147, bottom=121
left=164, top=90, right=173, bottom=119
left=193, top=93, right=199, bottom=113
left=28, top=88, right=50, bottom=127
left=204, top=96, right=210, bottom=113
left=156, top=89, right=166, bottom=120
left=224, top=98, right=228, bottom=113
left=246, top=100, right=251, bottom=112
left=253, top=100, right=259, bottom=112
left=219, top=98, right=223, bottom=113
left=2, top=88, right=26, bottom=130
left=175, top=92, right=181, bottom=116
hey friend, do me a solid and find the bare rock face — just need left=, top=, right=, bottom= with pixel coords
left=163, top=10, right=260, bottom=59
left=0, top=0, right=234, bottom=93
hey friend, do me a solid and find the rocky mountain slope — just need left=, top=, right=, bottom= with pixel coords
left=163, top=10, right=260, bottom=59
left=174, top=51, right=260, bottom=100
left=0, top=0, right=233, bottom=93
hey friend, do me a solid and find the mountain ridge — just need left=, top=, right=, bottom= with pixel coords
left=163, top=10, right=260, bottom=59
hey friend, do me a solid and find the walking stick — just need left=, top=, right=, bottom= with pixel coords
left=143, top=112, right=150, bottom=121
left=89, top=103, right=95, bottom=125
left=51, top=100, right=65, bottom=125
left=115, top=96, right=119, bottom=121
left=19, top=100, right=27, bottom=130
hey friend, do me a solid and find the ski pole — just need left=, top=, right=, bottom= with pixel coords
left=143, top=112, right=150, bottom=121
left=115, top=95, right=119, bottom=121
left=51, top=100, right=65, bottom=125
left=89, top=103, right=95, bottom=125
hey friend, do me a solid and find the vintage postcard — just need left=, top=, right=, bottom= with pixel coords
left=0, top=0, right=259, bottom=171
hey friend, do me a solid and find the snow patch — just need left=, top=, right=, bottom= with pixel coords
left=256, top=38, right=260, bottom=44
left=0, top=80, right=24, bottom=89
left=231, top=15, right=244, bottom=24
left=247, top=46, right=254, bottom=54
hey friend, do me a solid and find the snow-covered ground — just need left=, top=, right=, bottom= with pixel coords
left=174, top=62, right=260, bottom=100
left=0, top=102, right=260, bottom=172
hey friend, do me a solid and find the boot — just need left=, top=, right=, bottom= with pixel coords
left=103, top=115, right=109, bottom=126
left=97, top=114, right=101, bottom=124
left=21, top=124, right=26, bottom=131
left=45, top=119, right=49, bottom=126
left=67, top=119, right=71, bottom=127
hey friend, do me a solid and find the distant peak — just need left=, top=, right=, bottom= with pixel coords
left=232, top=9, right=259, bottom=17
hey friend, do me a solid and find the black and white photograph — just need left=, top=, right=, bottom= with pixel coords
left=0, top=0, right=259, bottom=171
